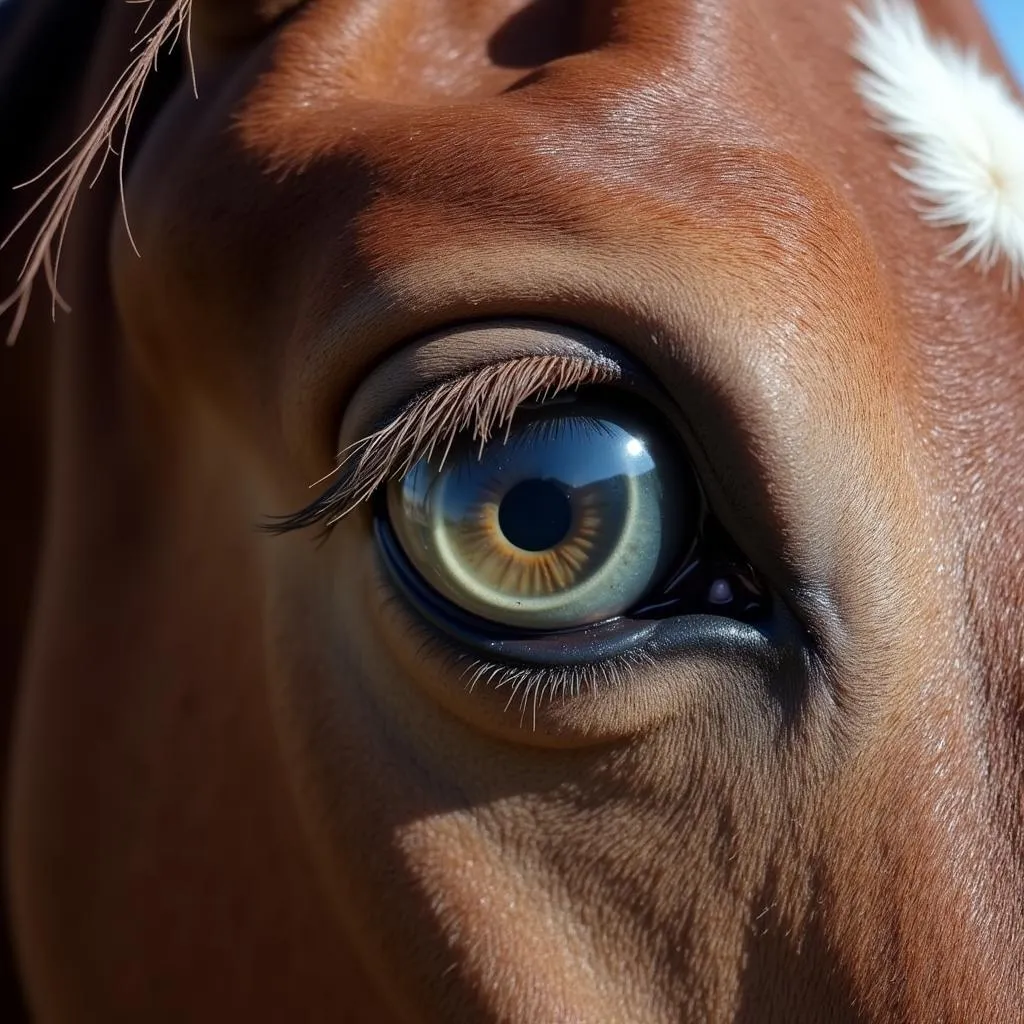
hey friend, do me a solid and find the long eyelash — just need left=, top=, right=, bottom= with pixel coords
left=268, top=353, right=620, bottom=533
left=2, top=0, right=195, bottom=346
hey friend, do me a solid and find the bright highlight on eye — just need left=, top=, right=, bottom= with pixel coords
left=386, top=399, right=689, bottom=630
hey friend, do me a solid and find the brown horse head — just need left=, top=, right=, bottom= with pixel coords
left=3, top=1, right=1022, bottom=1020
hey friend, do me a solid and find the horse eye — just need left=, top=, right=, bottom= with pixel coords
left=384, top=395, right=692, bottom=631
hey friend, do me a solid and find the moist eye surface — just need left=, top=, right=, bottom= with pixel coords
left=385, top=395, right=692, bottom=631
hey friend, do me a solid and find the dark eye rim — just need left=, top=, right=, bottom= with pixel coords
left=373, top=509, right=813, bottom=719
left=371, top=384, right=791, bottom=666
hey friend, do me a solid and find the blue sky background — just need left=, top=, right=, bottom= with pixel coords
left=980, top=0, right=1023, bottom=83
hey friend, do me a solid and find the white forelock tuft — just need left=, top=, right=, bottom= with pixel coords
left=851, top=0, right=1024, bottom=294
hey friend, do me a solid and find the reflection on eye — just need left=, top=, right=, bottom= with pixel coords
left=386, top=398, right=690, bottom=630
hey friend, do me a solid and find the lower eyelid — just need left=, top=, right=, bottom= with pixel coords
left=373, top=574, right=812, bottom=747
left=370, top=517, right=813, bottom=745
left=374, top=584, right=654, bottom=742
left=405, top=618, right=658, bottom=733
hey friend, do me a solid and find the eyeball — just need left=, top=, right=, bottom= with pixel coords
left=386, top=398, right=694, bottom=630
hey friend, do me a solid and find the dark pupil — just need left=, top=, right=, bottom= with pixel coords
left=498, top=479, right=573, bottom=552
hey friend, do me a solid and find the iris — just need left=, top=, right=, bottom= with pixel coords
left=386, top=399, right=688, bottom=631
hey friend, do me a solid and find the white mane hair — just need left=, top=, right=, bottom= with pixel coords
left=851, top=0, right=1024, bottom=293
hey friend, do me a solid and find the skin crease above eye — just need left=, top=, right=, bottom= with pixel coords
left=4, top=1, right=1024, bottom=1023
left=333, top=321, right=630, bottom=450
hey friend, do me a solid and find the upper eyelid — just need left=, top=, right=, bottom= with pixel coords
left=266, top=353, right=621, bottom=534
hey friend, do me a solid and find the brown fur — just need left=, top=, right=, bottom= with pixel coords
left=2, top=1, right=1023, bottom=1021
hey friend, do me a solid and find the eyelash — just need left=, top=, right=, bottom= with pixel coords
left=379, top=586, right=658, bottom=730
left=267, top=354, right=621, bottom=533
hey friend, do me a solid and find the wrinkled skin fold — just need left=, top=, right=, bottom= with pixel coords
left=2, top=0, right=1023, bottom=1021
